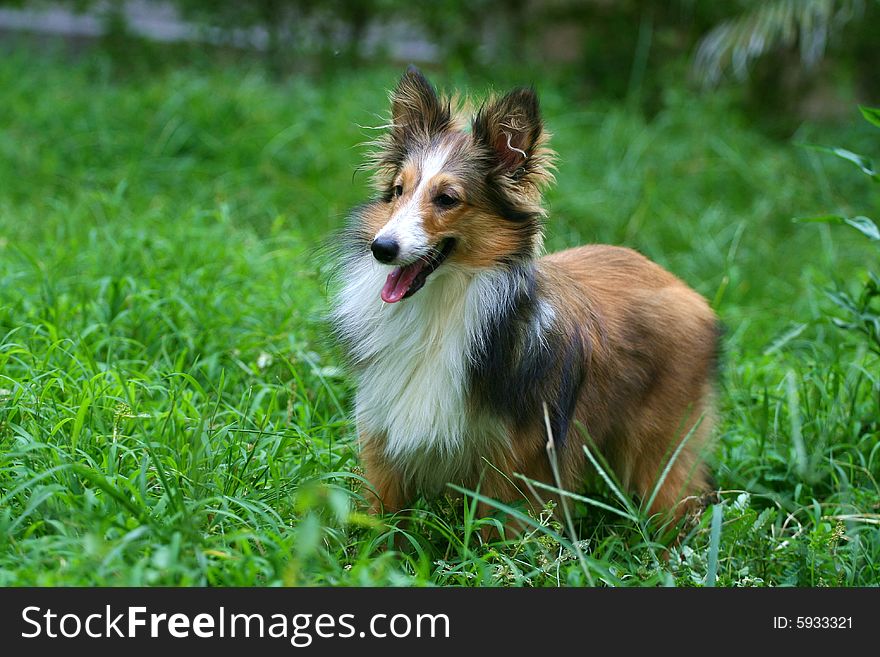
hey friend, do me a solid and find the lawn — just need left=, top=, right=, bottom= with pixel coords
left=1, top=45, right=878, bottom=586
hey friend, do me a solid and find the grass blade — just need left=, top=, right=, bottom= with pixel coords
left=542, top=402, right=594, bottom=586
left=860, top=105, right=880, bottom=128
left=705, top=504, right=723, bottom=587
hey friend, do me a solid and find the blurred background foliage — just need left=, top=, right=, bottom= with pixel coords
left=1, top=0, right=877, bottom=126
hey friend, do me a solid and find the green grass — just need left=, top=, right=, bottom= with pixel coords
left=1, top=45, right=878, bottom=586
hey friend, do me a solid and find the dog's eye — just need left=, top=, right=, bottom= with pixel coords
left=434, top=193, right=459, bottom=209
left=392, top=184, right=403, bottom=199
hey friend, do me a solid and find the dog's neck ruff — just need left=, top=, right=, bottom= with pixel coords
left=332, top=254, right=536, bottom=489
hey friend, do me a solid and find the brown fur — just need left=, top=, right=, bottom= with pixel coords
left=516, top=246, right=717, bottom=519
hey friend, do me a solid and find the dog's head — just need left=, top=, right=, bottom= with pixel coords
left=354, top=67, right=555, bottom=303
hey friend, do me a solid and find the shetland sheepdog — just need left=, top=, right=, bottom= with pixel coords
left=332, top=67, right=720, bottom=531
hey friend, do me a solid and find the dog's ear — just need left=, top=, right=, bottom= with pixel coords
left=390, top=66, right=451, bottom=142
left=472, top=87, right=544, bottom=175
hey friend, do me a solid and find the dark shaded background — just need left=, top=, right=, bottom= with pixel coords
left=2, top=0, right=878, bottom=130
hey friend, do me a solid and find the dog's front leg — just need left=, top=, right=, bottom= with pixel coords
left=359, top=433, right=406, bottom=515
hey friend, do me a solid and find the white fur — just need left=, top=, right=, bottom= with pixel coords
left=373, top=144, right=451, bottom=264
left=332, top=253, right=532, bottom=493
left=373, top=194, right=427, bottom=261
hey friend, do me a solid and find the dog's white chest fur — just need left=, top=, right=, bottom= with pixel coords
left=333, top=256, right=514, bottom=490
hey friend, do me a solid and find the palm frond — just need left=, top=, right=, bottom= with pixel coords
left=693, top=0, right=866, bottom=86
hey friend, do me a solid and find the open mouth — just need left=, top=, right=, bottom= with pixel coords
left=380, top=238, right=456, bottom=304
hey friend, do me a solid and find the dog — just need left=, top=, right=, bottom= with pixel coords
left=331, top=67, right=720, bottom=533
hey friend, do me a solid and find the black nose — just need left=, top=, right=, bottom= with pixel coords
left=371, top=237, right=399, bottom=263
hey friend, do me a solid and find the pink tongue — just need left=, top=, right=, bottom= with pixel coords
left=381, top=261, right=426, bottom=303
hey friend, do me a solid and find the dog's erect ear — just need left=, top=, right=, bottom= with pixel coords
left=390, top=66, right=451, bottom=142
left=472, top=87, right=544, bottom=174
